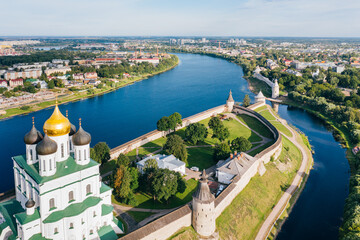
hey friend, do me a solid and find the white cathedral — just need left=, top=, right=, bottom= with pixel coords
left=0, top=104, right=123, bottom=240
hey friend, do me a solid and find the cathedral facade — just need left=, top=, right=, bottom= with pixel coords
left=0, top=104, right=123, bottom=240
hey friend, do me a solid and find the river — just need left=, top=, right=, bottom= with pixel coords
left=276, top=105, right=349, bottom=240
left=0, top=53, right=349, bottom=239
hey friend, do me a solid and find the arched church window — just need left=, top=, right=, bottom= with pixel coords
left=69, top=191, right=74, bottom=202
left=70, top=222, right=74, bottom=229
left=43, top=160, right=46, bottom=171
left=49, top=198, right=55, bottom=210
left=79, top=150, right=81, bottom=160
left=86, top=184, right=91, bottom=194
left=29, top=149, right=33, bottom=160
left=84, top=149, right=87, bottom=160
left=61, top=144, right=64, bottom=158
left=49, top=159, right=52, bottom=170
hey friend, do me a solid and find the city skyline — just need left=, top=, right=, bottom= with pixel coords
left=1, top=0, right=360, bottom=37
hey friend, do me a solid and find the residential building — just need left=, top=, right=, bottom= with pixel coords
left=9, top=78, right=23, bottom=87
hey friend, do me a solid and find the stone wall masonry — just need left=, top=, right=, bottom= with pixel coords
left=120, top=205, right=192, bottom=240
left=253, top=72, right=274, bottom=88
left=109, top=105, right=226, bottom=159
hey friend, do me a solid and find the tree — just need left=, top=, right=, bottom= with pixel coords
left=144, top=158, right=158, bottom=172
left=157, top=116, right=169, bottom=132
left=48, top=80, right=55, bottom=89
left=208, top=116, right=222, bottom=131
left=164, top=135, right=188, bottom=162
left=93, top=142, right=110, bottom=164
left=231, top=137, right=252, bottom=152
left=243, top=94, right=251, bottom=107
left=151, top=169, right=178, bottom=201
left=214, top=143, right=231, bottom=160
left=169, top=112, right=182, bottom=130
left=117, top=153, right=131, bottom=167
left=128, top=167, right=139, bottom=191
left=185, top=123, right=208, bottom=144
left=113, top=165, right=132, bottom=200
left=213, top=125, right=230, bottom=142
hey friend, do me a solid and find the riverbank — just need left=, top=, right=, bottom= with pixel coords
left=0, top=55, right=179, bottom=121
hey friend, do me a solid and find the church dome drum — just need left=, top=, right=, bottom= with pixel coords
left=36, top=134, right=58, bottom=155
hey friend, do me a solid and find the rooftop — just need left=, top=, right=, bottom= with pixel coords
left=217, top=152, right=256, bottom=177
left=13, top=154, right=99, bottom=185
left=14, top=208, right=40, bottom=225
left=137, top=154, right=185, bottom=170
left=43, top=196, right=101, bottom=223
left=98, top=225, right=118, bottom=240
left=0, top=198, right=24, bottom=235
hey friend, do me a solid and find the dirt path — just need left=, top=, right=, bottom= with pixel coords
left=255, top=105, right=311, bottom=240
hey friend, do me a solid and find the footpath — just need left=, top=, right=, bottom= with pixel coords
left=255, top=106, right=311, bottom=240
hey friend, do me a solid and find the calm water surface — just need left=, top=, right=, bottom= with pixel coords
left=0, top=53, right=253, bottom=192
left=276, top=105, right=349, bottom=240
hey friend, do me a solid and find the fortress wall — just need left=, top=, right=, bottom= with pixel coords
left=110, top=105, right=226, bottom=159
left=120, top=205, right=192, bottom=240
left=214, top=158, right=260, bottom=218
left=253, top=73, right=274, bottom=88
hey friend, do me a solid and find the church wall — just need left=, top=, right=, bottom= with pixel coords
left=39, top=168, right=99, bottom=218
left=49, top=134, right=70, bottom=162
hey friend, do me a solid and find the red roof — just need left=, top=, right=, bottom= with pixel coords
left=10, top=78, right=23, bottom=82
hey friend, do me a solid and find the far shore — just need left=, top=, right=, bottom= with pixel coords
left=0, top=56, right=179, bottom=121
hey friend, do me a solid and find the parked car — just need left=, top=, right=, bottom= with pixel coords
left=190, top=166, right=199, bottom=172
left=216, top=184, right=225, bottom=196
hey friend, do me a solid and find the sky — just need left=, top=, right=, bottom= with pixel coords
left=1, top=0, right=360, bottom=37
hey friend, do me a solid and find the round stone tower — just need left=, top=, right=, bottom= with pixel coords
left=272, top=79, right=279, bottom=98
left=226, top=90, right=235, bottom=112
left=192, top=170, right=216, bottom=238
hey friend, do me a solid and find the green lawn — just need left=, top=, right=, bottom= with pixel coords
left=216, top=136, right=302, bottom=239
left=254, top=105, right=268, bottom=112
left=187, top=147, right=216, bottom=170
left=142, top=137, right=167, bottom=148
left=168, top=226, right=198, bottom=240
left=127, top=211, right=155, bottom=223
left=259, top=110, right=276, bottom=120
left=237, top=114, right=274, bottom=139
left=112, top=179, right=198, bottom=210
left=248, top=141, right=275, bottom=157
left=271, top=121, right=293, bottom=138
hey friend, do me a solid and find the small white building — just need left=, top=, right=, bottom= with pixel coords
left=137, top=154, right=186, bottom=175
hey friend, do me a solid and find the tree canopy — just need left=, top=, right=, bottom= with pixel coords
left=91, top=142, right=110, bottom=164
left=164, top=134, right=188, bottom=162
left=185, top=122, right=208, bottom=144
left=231, top=137, right=252, bottom=152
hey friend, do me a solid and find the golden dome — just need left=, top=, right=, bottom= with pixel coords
left=43, top=104, right=71, bottom=137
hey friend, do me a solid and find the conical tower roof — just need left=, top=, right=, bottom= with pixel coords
left=256, top=91, right=265, bottom=98
left=193, top=170, right=215, bottom=204
left=227, top=90, right=234, bottom=102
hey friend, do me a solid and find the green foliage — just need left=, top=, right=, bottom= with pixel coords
left=157, top=116, right=170, bottom=132
left=208, top=116, right=222, bottom=131
left=151, top=169, right=179, bottom=201
left=48, top=80, right=55, bottom=89
left=164, top=134, right=188, bottom=162
left=243, top=94, right=251, bottom=107
left=143, top=158, right=158, bottom=172
left=20, top=105, right=30, bottom=111
left=92, top=142, right=110, bottom=164
left=117, top=153, right=131, bottom=167
left=185, top=122, right=208, bottom=144
left=231, top=137, right=252, bottom=152
left=213, top=125, right=230, bottom=142
left=214, top=143, right=231, bottom=160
